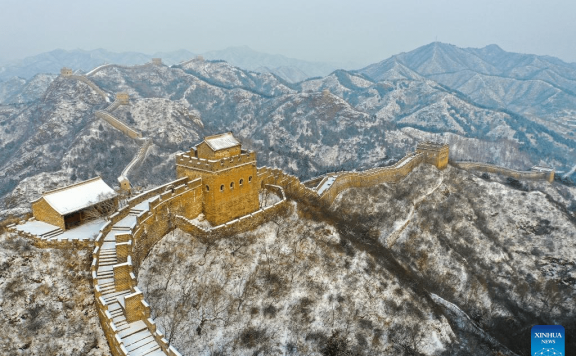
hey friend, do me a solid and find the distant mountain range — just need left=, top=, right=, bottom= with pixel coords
left=357, top=42, right=576, bottom=126
left=0, top=43, right=574, bottom=218
left=0, top=46, right=357, bottom=84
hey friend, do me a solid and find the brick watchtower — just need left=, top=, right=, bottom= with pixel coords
left=416, top=142, right=450, bottom=169
left=60, top=67, right=73, bottom=76
left=175, top=132, right=260, bottom=225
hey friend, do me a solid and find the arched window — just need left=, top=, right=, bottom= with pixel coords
left=248, top=176, right=252, bottom=183
left=206, top=185, right=210, bottom=192
left=239, top=179, right=243, bottom=186
left=230, top=182, right=234, bottom=189
left=220, top=185, right=224, bottom=192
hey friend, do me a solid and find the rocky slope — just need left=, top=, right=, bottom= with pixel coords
left=138, top=164, right=576, bottom=355
left=1, top=57, right=575, bottom=219
left=0, top=74, right=57, bottom=104
left=0, top=229, right=109, bottom=355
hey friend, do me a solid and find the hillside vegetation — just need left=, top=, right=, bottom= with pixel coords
left=139, top=165, right=576, bottom=355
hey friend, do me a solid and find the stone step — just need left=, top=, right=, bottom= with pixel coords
left=99, top=250, right=117, bottom=256
left=118, top=321, right=148, bottom=339
left=110, top=309, right=124, bottom=318
left=103, top=290, right=131, bottom=304
left=126, top=335, right=158, bottom=353
left=41, top=228, right=64, bottom=239
left=99, top=257, right=117, bottom=264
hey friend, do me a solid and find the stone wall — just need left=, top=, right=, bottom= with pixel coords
left=115, top=93, right=129, bottom=105
left=176, top=151, right=260, bottom=225
left=69, top=75, right=108, bottom=99
left=95, top=111, right=142, bottom=139
left=91, top=178, right=286, bottom=356
left=451, top=161, right=554, bottom=182
left=31, top=198, right=65, bottom=230
left=258, top=152, right=426, bottom=205
left=318, top=153, right=425, bottom=204
left=176, top=151, right=256, bottom=173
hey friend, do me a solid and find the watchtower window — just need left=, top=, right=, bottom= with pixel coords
left=230, top=182, right=234, bottom=189
left=220, top=185, right=224, bottom=192
left=206, top=185, right=210, bottom=192
left=239, top=179, right=243, bottom=186
left=248, top=176, right=252, bottom=183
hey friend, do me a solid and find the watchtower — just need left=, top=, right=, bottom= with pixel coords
left=175, top=132, right=259, bottom=225
left=116, top=93, right=130, bottom=105
left=416, top=142, right=449, bottom=169
left=118, top=175, right=131, bottom=191
left=151, top=58, right=162, bottom=66
left=60, top=67, right=73, bottom=76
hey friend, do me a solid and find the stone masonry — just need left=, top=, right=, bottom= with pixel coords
left=175, top=133, right=260, bottom=225
left=416, top=142, right=450, bottom=169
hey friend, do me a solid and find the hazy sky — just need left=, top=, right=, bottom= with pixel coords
left=1, top=0, right=575, bottom=65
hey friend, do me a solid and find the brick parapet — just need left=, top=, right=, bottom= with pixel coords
left=68, top=75, right=108, bottom=100
left=451, top=161, right=554, bottom=182
left=175, top=151, right=256, bottom=173
left=95, top=111, right=142, bottom=139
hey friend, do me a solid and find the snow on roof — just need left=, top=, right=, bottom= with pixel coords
left=42, top=177, right=117, bottom=215
left=203, top=132, right=240, bottom=151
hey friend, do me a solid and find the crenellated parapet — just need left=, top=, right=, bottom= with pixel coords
left=90, top=176, right=287, bottom=356
left=451, top=161, right=555, bottom=182
left=416, top=142, right=449, bottom=169
left=175, top=151, right=257, bottom=173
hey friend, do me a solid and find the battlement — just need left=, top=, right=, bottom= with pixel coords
left=175, top=151, right=256, bottom=172
left=416, top=141, right=449, bottom=169
left=151, top=58, right=162, bottom=65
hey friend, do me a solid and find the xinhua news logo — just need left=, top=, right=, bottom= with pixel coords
left=531, top=325, right=565, bottom=356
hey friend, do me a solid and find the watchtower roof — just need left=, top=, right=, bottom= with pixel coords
left=203, top=132, right=240, bottom=151
left=40, top=177, right=116, bottom=215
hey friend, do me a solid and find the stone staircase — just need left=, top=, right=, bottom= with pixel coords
left=39, top=227, right=64, bottom=240
left=94, top=207, right=169, bottom=356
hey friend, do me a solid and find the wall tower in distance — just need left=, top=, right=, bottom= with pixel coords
left=416, top=142, right=449, bottom=169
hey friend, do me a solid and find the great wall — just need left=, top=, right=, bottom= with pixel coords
left=451, top=161, right=555, bottom=182
left=61, top=66, right=152, bottom=191
left=5, top=60, right=559, bottom=356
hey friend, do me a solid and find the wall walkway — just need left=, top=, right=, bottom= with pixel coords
left=451, top=161, right=554, bottom=182
left=91, top=178, right=287, bottom=356
left=69, top=75, right=109, bottom=100
left=258, top=152, right=425, bottom=205
left=86, top=63, right=154, bottom=77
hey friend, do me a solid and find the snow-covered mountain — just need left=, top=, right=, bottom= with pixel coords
left=138, top=164, right=576, bottom=355
left=202, top=46, right=359, bottom=82
left=358, top=42, right=576, bottom=126
left=0, top=73, right=57, bottom=104
left=1, top=56, right=575, bottom=219
left=0, top=46, right=356, bottom=84
left=1, top=49, right=575, bottom=356
left=0, top=48, right=196, bottom=82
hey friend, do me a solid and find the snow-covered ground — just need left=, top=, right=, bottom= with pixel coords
left=0, top=231, right=109, bottom=355
left=15, top=218, right=106, bottom=241
left=138, top=203, right=455, bottom=356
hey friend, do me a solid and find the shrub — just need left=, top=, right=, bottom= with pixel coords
left=239, top=327, right=267, bottom=348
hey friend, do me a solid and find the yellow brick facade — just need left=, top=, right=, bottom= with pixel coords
left=416, top=142, right=449, bottom=169
left=32, top=198, right=65, bottom=229
left=176, top=134, right=260, bottom=225
left=115, top=93, right=129, bottom=104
